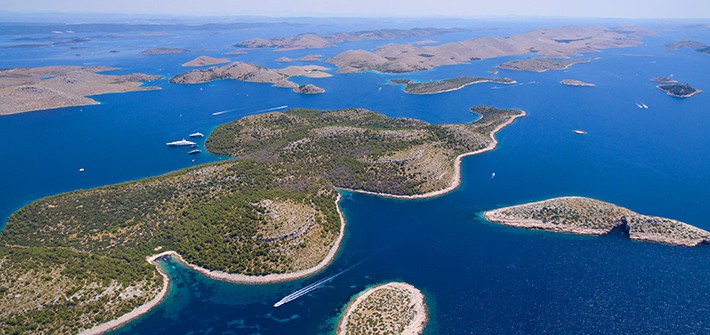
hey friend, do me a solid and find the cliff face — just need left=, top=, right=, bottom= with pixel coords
left=485, top=196, right=710, bottom=247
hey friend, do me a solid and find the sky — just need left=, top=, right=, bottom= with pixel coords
left=2, top=0, right=710, bottom=19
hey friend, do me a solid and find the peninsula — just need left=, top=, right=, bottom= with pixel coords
left=390, top=76, right=516, bottom=94
left=327, top=25, right=642, bottom=73
left=498, top=58, right=592, bottom=72
left=561, top=79, right=596, bottom=87
left=656, top=83, right=702, bottom=98
left=0, top=66, right=161, bottom=115
left=337, top=282, right=427, bottom=335
left=170, top=61, right=331, bottom=93
left=141, top=47, right=190, bottom=54
left=484, top=196, right=710, bottom=247
left=0, top=106, right=524, bottom=334
left=235, top=27, right=462, bottom=51
left=182, top=55, right=230, bottom=67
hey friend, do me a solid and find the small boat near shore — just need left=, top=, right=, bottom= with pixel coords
left=188, top=149, right=201, bottom=155
left=189, top=132, right=204, bottom=138
left=166, top=138, right=196, bottom=147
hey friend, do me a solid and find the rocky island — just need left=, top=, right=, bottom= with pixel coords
left=293, top=83, right=325, bottom=94
left=656, top=83, right=702, bottom=98
left=666, top=40, right=710, bottom=55
left=235, top=27, right=462, bottom=51
left=170, top=61, right=331, bottom=93
left=0, top=106, right=524, bottom=334
left=0, top=66, right=161, bottom=115
left=275, top=54, right=323, bottom=62
left=182, top=55, right=230, bottom=67
left=498, top=58, right=592, bottom=72
left=327, top=26, right=642, bottom=73
left=485, top=196, right=710, bottom=247
left=337, top=282, right=427, bottom=335
left=650, top=76, right=678, bottom=83
left=390, top=76, right=516, bottom=94
left=561, top=79, right=596, bottom=87
left=141, top=48, right=190, bottom=55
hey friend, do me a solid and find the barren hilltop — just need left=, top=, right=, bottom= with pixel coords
left=0, top=66, right=161, bottom=115
left=327, top=25, right=643, bottom=73
left=235, top=27, right=462, bottom=51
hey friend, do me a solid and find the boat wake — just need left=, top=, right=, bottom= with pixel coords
left=213, top=105, right=288, bottom=116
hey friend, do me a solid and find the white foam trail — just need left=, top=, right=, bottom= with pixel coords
left=273, top=269, right=346, bottom=307
left=212, top=109, right=238, bottom=116
left=213, top=105, right=288, bottom=116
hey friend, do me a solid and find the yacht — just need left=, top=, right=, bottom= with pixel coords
left=166, top=139, right=196, bottom=147
left=189, top=132, right=204, bottom=138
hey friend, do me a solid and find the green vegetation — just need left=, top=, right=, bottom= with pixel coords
left=390, top=76, right=515, bottom=94
left=338, top=282, right=427, bottom=335
left=656, top=83, right=701, bottom=98
left=0, top=106, right=522, bottom=334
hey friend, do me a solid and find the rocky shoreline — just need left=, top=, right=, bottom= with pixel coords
left=337, top=282, right=427, bottom=335
left=485, top=196, right=710, bottom=247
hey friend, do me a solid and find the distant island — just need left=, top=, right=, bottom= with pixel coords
left=390, top=76, right=516, bottom=94
left=275, top=54, right=323, bottom=62
left=485, top=196, right=710, bottom=247
left=235, top=27, right=462, bottom=51
left=182, top=55, right=230, bottom=67
left=0, top=66, right=161, bottom=115
left=561, top=79, right=596, bottom=87
left=141, top=47, right=190, bottom=55
left=293, top=83, right=325, bottom=94
left=0, top=106, right=524, bottom=334
left=327, top=26, right=642, bottom=73
left=656, top=83, right=702, bottom=98
left=650, top=76, right=678, bottom=83
left=337, top=282, right=427, bottom=335
left=498, top=58, right=593, bottom=72
left=170, top=61, right=331, bottom=94
left=666, top=40, right=710, bottom=55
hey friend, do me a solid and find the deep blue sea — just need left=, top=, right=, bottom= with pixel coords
left=1, top=18, right=709, bottom=334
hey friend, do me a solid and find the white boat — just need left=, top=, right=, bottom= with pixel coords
left=635, top=103, right=644, bottom=109
left=188, top=149, right=201, bottom=155
left=166, top=138, right=196, bottom=147
left=189, top=132, right=204, bottom=138
left=641, top=103, right=648, bottom=109
left=574, top=130, right=587, bottom=135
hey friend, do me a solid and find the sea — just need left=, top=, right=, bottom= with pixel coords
left=1, top=17, right=709, bottom=334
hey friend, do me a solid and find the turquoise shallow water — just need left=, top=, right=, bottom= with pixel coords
left=1, top=19, right=709, bottom=334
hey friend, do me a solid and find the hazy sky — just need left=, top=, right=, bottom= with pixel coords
left=3, top=0, right=710, bottom=18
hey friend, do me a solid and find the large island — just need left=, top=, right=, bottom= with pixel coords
left=0, top=66, right=161, bottom=115
left=484, top=196, right=710, bottom=247
left=0, top=106, right=524, bottom=334
left=327, top=26, right=642, bottom=73
left=170, top=61, right=329, bottom=94
left=235, top=27, right=461, bottom=51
